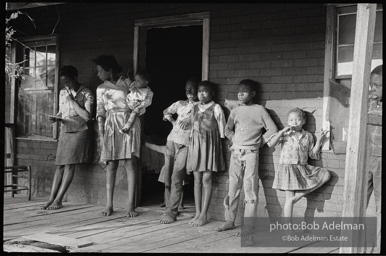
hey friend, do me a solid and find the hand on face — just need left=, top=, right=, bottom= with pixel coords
left=287, top=112, right=305, bottom=132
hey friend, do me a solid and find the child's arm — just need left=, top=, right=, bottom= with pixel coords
left=132, top=89, right=153, bottom=115
left=163, top=101, right=179, bottom=125
left=120, top=111, right=137, bottom=133
left=266, top=127, right=291, bottom=147
left=260, top=107, right=279, bottom=146
left=311, top=130, right=329, bottom=156
left=224, top=110, right=235, bottom=142
left=214, top=104, right=226, bottom=138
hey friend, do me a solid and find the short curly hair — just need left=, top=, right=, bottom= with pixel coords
left=59, top=65, right=78, bottom=80
left=198, top=80, right=216, bottom=94
left=371, top=65, right=382, bottom=76
left=287, top=107, right=306, bottom=121
left=239, top=79, right=258, bottom=93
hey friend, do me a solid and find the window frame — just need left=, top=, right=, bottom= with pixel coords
left=323, top=4, right=382, bottom=152
left=15, top=34, right=60, bottom=140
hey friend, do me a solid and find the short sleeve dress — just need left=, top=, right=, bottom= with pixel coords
left=55, top=85, right=94, bottom=165
left=96, top=80, right=141, bottom=161
left=272, top=130, right=328, bottom=191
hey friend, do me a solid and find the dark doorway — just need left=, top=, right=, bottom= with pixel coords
left=140, top=25, right=202, bottom=207
left=144, top=25, right=203, bottom=143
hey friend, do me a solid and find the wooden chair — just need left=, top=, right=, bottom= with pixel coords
left=4, top=166, right=32, bottom=200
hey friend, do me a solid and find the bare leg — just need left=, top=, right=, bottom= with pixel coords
left=192, top=170, right=212, bottom=227
left=125, top=157, right=138, bottom=217
left=41, top=166, right=65, bottom=209
left=47, top=164, right=76, bottom=210
left=164, top=186, right=171, bottom=209
left=178, top=190, right=185, bottom=211
left=101, top=160, right=118, bottom=216
left=189, top=172, right=202, bottom=226
left=283, top=190, right=295, bottom=220
left=160, top=189, right=167, bottom=207
left=292, top=171, right=331, bottom=203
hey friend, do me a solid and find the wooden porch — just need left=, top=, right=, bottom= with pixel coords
left=3, top=195, right=339, bottom=253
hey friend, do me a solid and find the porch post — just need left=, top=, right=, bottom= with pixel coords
left=339, top=3, right=376, bottom=254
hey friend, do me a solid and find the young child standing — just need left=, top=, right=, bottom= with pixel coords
left=120, top=70, right=153, bottom=133
left=186, top=81, right=226, bottom=227
left=215, top=79, right=278, bottom=236
left=268, top=107, right=331, bottom=221
left=159, top=77, right=199, bottom=224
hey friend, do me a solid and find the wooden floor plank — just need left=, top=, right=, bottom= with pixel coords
left=142, top=221, right=235, bottom=253
left=75, top=214, right=193, bottom=252
left=46, top=207, right=153, bottom=234
left=4, top=199, right=316, bottom=253
left=4, top=199, right=48, bottom=210
left=4, top=206, right=109, bottom=239
left=4, top=204, right=98, bottom=227
left=126, top=221, right=227, bottom=253
left=4, top=204, right=96, bottom=224
left=62, top=210, right=162, bottom=238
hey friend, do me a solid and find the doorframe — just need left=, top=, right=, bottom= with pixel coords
left=133, top=12, right=210, bottom=80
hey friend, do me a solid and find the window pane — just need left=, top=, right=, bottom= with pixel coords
left=47, top=45, right=56, bottom=64
left=338, top=14, right=356, bottom=45
left=337, top=46, right=354, bottom=76
left=17, top=89, right=55, bottom=138
left=47, top=66, right=56, bottom=88
left=372, top=43, right=383, bottom=60
left=374, top=11, right=383, bottom=43
left=24, top=48, right=33, bottom=69
left=35, top=46, right=46, bottom=67
left=36, top=66, right=47, bottom=88
left=17, top=39, right=57, bottom=139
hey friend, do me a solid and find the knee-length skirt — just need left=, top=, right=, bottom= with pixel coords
left=186, top=129, right=225, bottom=172
left=55, top=129, right=93, bottom=165
left=100, top=110, right=141, bottom=161
left=272, top=164, right=328, bottom=191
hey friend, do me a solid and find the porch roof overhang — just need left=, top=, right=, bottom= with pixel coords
left=6, top=2, right=66, bottom=11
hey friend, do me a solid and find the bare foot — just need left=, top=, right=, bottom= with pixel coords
left=160, top=213, right=176, bottom=224
left=41, top=200, right=54, bottom=210
left=215, top=221, right=235, bottom=232
left=100, top=206, right=113, bottom=216
left=192, top=215, right=208, bottom=227
left=188, top=214, right=199, bottom=226
left=47, top=201, right=63, bottom=210
left=126, top=209, right=138, bottom=217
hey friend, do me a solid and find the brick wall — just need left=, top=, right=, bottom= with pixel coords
left=9, top=3, right=376, bottom=220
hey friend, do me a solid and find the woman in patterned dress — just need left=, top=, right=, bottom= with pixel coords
left=94, top=55, right=140, bottom=217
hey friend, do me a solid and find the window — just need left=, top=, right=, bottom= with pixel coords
left=323, top=4, right=382, bottom=153
left=16, top=36, right=59, bottom=140
left=336, top=5, right=383, bottom=78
